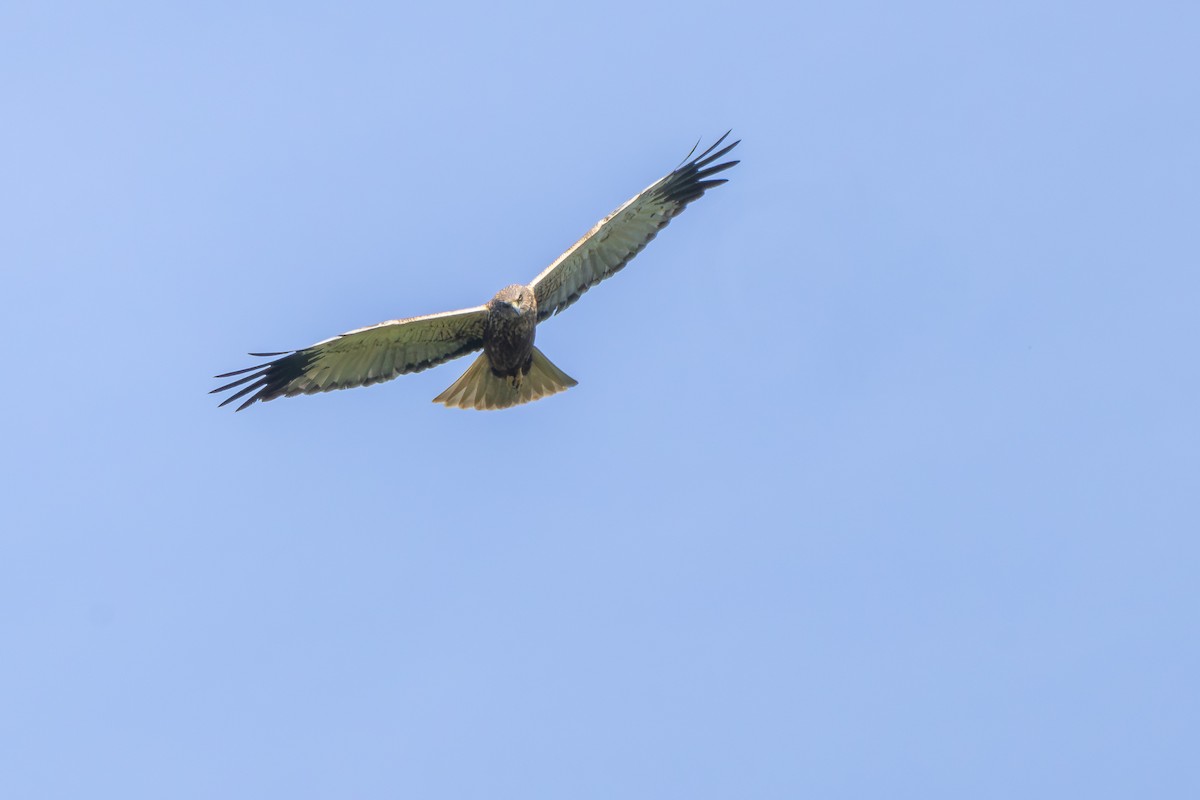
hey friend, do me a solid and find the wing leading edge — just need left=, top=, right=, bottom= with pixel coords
left=529, top=132, right=739, bottom=321
left=211, top=306, right=488, bottom=411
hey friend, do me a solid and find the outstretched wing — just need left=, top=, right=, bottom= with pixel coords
left=212, top=306, right=489, bottom=411
left=529, top=132, right=739, bottom=322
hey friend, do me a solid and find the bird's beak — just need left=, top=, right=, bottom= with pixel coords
left=509, top=300, right=522, bottom=313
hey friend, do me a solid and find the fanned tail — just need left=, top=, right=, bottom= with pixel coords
left=432, top=346, right=577, bottom=410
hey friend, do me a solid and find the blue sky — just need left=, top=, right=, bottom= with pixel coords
left=3, top=1, right=1198, bottom=797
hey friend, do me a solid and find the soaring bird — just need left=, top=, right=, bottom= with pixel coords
left=212, top=133, right=739, bottom=411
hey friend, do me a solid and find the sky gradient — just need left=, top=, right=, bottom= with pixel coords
left=3, top=1, right=1198, bottom=797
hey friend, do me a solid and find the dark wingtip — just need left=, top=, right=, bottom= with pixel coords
left=655, top=133, right=740, bottom=206
left=675, top=137, right=703, bottom=170
left=700, top=130, right=731, bottom=156
left=213, top=348, right=321, bottom=412
left=214, top=364, right=260, bottom=379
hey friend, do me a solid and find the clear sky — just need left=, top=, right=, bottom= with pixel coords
left=3, top=1, right=1197, bottom=797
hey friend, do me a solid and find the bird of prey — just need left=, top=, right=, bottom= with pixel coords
left=212, top=132, right=739, bottom=411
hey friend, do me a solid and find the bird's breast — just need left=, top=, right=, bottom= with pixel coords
left=483, top=310, right=536, bottom=376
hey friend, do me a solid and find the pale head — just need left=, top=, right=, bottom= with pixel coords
left=490, top=284, right=538, bottom=318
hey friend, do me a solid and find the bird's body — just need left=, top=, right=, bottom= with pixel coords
left=430, top=284, right=577, bottom=410
left=213, top=133, right=739, bottom=411
left=482, top=285, right=538, bottom=380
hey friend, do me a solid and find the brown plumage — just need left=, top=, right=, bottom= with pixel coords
left=431, top=285, right=577, bottom=410
left=212, top=132, right=738, bottom=411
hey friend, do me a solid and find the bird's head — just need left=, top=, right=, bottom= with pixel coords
left=492, top=285, right=536, bottom=318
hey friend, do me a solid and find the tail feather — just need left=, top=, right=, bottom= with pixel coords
left=433, top=346, right=577, bottom=410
